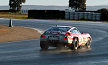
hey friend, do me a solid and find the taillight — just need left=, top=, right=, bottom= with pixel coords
left=41, top=34, right=45, bottom=38
left=63, top=36, right=67, bottom=39
left=68, top=43, right=72, bottom=45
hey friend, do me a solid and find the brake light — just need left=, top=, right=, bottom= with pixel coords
left=63, top=36, right=67, bottom=39
left=63, top=37, right=65, bottom=39
left=68, top=43, right=72, bottom=45
left=41, top=34, right=45, bottom=38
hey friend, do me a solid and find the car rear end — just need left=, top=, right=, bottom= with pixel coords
left=40, top=26, right=71, bottom=49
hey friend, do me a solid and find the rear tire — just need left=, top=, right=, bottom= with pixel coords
left=70, top=38, right=78, bottom=50
left=40, top=41, right=49, bottom=50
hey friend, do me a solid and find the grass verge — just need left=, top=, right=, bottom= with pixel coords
left=0, top=12, right=28, bottom=19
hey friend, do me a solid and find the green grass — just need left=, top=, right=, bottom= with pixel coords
left=0, top=12, right=28, bottom=19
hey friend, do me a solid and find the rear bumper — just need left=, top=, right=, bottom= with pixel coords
left=40, top=40, right=67, bottom=47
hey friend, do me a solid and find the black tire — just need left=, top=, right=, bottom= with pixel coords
left=70, top=38, right=78, bottom=50
left=85, top=39, right=91, bottom=49
left=40, top=41, right=49, bottom=50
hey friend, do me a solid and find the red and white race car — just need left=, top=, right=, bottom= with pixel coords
left=40, top=26, right=92, bottom=50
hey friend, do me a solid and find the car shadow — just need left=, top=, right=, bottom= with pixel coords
left=40, top=47, right=91, bottom=54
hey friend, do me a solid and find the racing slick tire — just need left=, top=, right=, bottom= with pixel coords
left=85, top=38, right=91, bottom=49
left=40, top=41, right=49, bottom=50
left=70, top=38, right=79, bottom=50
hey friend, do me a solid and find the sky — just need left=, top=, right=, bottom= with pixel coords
left=0, top=0, right=108, bottom=6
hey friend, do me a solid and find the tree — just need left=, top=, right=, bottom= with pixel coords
left=9, top=0, right=26, bottom=12
left=69, top=0, right=86, bottom=11
left=97, top=8, right=108, bottom=21
left=97, top=8, right=108, bottom=13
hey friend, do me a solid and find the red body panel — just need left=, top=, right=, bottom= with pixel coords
left=66, top=32, right=91, bottom=46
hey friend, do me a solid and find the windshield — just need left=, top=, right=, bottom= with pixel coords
left=47, top=27, right=71, bottom=32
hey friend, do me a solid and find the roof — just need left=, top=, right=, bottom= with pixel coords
left=54, top=25, right=75, bottom=28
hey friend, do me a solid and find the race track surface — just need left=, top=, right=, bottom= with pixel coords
left=0, top=19, right=108, bottom=65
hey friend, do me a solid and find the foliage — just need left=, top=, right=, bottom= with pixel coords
left=69, top=0, right=86, bottom=11
left=97, top=8, right=108, bottom=21
left=9, top=0, right=26, bottom=12
left=97, top=8, right=108, bottom=13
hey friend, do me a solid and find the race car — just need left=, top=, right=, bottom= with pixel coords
left=40, top=26, right=92, bottom=50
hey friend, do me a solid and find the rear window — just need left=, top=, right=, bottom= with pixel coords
left=47, top=27, right=71, bottom=32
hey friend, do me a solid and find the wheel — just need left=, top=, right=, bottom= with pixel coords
left=70, top=38, right=78, bottom=50
left=85, top=38, right=91, bottom=48
left=40, top=41, right=49, bottom=50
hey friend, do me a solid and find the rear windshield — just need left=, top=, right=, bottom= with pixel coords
left=47, top=27, right=71, bottom=32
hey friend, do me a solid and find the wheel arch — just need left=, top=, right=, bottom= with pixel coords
left=88, top=37, right=92, bottom=41
left=73, top=37, right=79, bottom=42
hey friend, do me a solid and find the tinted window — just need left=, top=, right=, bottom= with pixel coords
left=70, top=28, right=80, bottom=34
left=47, top=27, right=71, bottom=32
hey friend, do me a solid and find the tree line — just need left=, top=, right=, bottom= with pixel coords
left=9, top=0, right=26, bottom=12
left=9, top=0, right=86, bottom=12
left=9, top=0, right=87, bottom=12
left=9, top=0, right=108, bottom=12
left=69, top=0, right=86, bottom=11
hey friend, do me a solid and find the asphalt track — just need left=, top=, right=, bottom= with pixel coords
left=0, top=18, right=108, bottom=65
